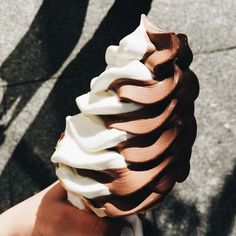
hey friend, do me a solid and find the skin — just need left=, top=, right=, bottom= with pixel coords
left=0, top=182, right=129, bottom=236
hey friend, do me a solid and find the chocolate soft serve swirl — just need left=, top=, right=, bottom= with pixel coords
left=51, top=15, right=199, bottom=218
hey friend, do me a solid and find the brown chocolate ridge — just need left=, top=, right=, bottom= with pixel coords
left=76, top=155, right=175, bottom=196
left=101, top=172, right=176, bottom=217
left=143, top=33, right=179, bottom=77
left=85, top=168, right=176, bottom=217
left=118, top=127, right=180, bottom=163
left=103, top=99, right=177, bottom=135
left=114, top=65, right=181, bottom=105
left=99, top=192, right=164, bottom=217
left=141, top=15, right=192, bottom=80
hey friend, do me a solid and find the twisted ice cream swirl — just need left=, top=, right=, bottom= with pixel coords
left=51, top=15, right=199, bottom=217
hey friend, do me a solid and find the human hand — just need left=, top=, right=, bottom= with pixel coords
left=0, top=182, right=131, bottom=236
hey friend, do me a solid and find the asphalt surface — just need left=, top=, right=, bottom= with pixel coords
left=0, top=0, right=236, bottom=235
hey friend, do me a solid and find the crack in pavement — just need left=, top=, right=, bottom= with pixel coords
left=1, top=46, right=236, bottom=88
left=195, top=46, right=236, bottom=55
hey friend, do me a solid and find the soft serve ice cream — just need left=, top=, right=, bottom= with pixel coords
left=51, top=14, right=199, bottom=222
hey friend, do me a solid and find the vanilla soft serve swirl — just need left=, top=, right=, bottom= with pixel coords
left=51, top=15, right=199, bottom=217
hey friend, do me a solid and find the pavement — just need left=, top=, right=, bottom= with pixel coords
left=0, top=0, right=236, bottom=235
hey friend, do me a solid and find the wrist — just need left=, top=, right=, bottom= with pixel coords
left=0, top=191, right=44, bottom=236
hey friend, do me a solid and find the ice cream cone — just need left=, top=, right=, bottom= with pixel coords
left=51, top=14, right=199, bottom=236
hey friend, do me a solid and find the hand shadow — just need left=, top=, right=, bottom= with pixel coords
left=143, top=193, right=200, bottom=236
left=206, top=164, right=236, bottom=236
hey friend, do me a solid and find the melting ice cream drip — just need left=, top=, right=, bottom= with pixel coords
left=52, top=15, right=199, bottom=217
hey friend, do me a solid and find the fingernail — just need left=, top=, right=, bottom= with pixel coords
left=121, top=227, right=134, bottom=236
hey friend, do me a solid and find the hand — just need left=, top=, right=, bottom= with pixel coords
left=0, top=182, right=130, bottom=236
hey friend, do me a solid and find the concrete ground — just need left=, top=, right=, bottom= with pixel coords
left=0, top=0, right=235, bottom=235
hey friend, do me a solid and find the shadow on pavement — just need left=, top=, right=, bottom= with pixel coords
left=145, top=194, right=200, bottom=236
left=0, top=0, right=89, bottom=211
left=206, top=164, right=236, bottom=236
left=0, top=0, right=153, bottom=209
left=0, top=0, right=89, bottom=131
